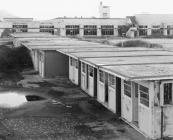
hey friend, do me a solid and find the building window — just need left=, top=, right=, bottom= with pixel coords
left=140, top=85, right=149, bottom=107
left=84, top=25, right=97, bottom=35
left=124, top=80, right=131, bottom=97
left=108, top=74, right=115, bottom=88
left=152, top=25, right=163, bottom=36
left=99, top=70, right=104, bottom=83
left=82, top=63, right=86, bottom=73
left=101, top=25, right=114, bottom=35
left=167, top=26, right=171, bottom=35
left=12, top=24, right=28, bottom=32
left=88, top=65, right=93, bottom=77
left=40, top=25, right=54, bottom=34
left=164, top=83, right=173, bottom=105
left=139, top=25, right=147, bottom=36
left=167, top=25, right=173, bottom=35
left=66, top=25, right=80, bottom=36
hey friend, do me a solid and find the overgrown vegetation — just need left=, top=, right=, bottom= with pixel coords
left=0, top=45, right=33, bottom=73
left=144, top=35, right=173, bottom=39
left=115, top=40, right=163, bottom=48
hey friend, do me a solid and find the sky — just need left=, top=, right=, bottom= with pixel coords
left=1, top=0, right=173, bottom=20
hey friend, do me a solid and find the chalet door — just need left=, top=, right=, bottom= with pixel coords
left=160, top=81, right=173, bottom=137
left=116, top=77, right=121, bottom=115
left=94, top=68, right=97, bottom=98
left=132, top=82, right=139, bottom=126
left=105, top=72, right=108, bottom=103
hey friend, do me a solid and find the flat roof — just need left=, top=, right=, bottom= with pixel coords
left=58, top=47, right=164, bottom=53
left=18, top=35, right=173, bottom=81
left=68, top=50, right=173, bottom=58
left=101, top=64, right=173, bottom=81
left=82, top=56, right=173, bottom=66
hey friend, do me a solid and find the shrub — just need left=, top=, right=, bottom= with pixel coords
left=115, top=40, right=162, bottom=48
left=0, top=46, right=33, bottom=73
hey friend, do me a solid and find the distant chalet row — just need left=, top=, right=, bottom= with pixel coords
left=2, top=14, right=173, bottom=37
left=9, top=32, right=173, bottom=139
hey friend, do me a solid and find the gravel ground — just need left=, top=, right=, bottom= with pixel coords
left=0, top=71, right=150, bottom=140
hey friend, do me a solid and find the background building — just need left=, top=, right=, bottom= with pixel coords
left=99, top=1, right=110, bottom=18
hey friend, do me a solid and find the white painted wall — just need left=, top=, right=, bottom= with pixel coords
left=88, top=76, right=94, bottom=97
left=74, top=67, right=79, bottom=85
left=98, top=80, right=105, bottom=103
left=108, top=86, right=116, bottom=113
left=81, top=73, right=86, bottom=91
left=69, top=58, right=73, bottom=82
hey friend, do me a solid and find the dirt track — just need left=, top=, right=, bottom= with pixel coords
left=0, top=70, right=149, bottom=140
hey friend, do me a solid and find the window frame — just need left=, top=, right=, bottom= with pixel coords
left=139, top=85, right=149, bottom=107
left=101, top=25, right=114, bottom=36
left=84, top=25, right=97, bottom=36
left=88, top=65, right=94, bottom=77
left=124, top=80, right=131, bottom=98
left=99, top=70, right=104, bottom=83
left=108, top=74, right=116, bottom=89
left=82, top=62, right=86, bottom=73
left=163, top=83, right=173, bottom=105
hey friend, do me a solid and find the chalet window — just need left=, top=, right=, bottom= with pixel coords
left=88, top=66, right=93, bottom=77
left=66, top=25, right=80, bottom=36
left=108, top=74, right=115, bottom=88
left=124, top=80, right=131, bottom=97
left=84, top=25, right=97, bottom=36
left=70, top=57, right=73, bottom=66
left=101, top=25, right=114, bottom=35
left=82, top=63, right=86, bottom=73
left=99, top=70, right=104, bottom=83
left=75, top=60, right=79, bottom=69
left=140, top=85, right=149, bottom=107
left=164, top=83, right=173, bottom=105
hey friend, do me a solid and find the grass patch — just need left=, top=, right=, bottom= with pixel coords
left=115, top=40, right=162, bottom=48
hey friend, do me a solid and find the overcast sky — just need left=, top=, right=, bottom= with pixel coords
left=1, top=0, right=173, bottom=20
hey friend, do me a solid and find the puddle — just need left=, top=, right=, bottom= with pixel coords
left=0, top=92, right=46, bottom=108
left=25, top=95, right=45, bottom=101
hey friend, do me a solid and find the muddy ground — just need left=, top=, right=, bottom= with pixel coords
left=0, top=70, right=150, bottom=140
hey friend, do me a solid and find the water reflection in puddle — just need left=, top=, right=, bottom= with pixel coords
left=0, top=92, right=46, bottom=108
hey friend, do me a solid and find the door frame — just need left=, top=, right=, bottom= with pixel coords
left=116, top=77, right=121, bottom=115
